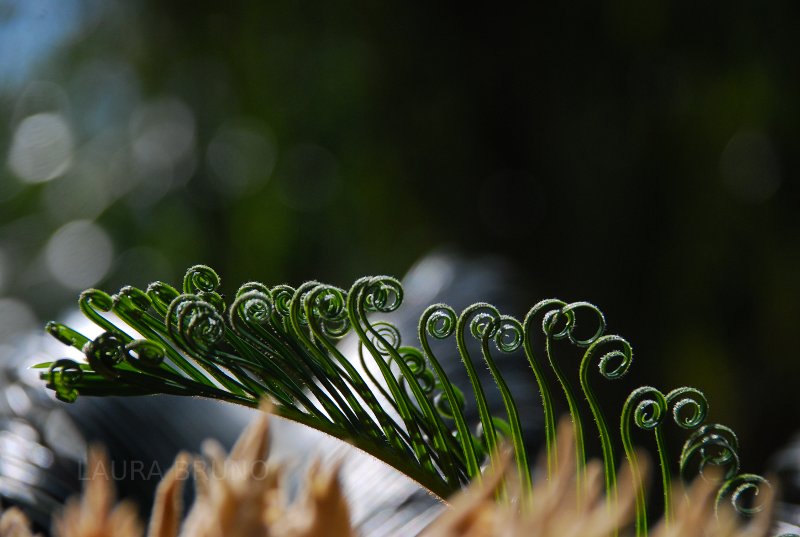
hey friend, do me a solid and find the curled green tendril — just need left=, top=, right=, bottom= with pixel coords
left=622, top=386, right=668, bottom=537
left=84, top=331, right=126, bottom=380
left=228, top=286, right=341, bottom=423
left=362, top=277, right=403, bottom=313
left=542, top=301, right=607, bottom=489
left=348, top=277, right=453, bottom=483
left=288, top=282, right=364, bottom=433
left=680, top=424, right=740, bottom=483
left=420, top=304, right=481, bottom=481
left=146, top=281, right=180, bottom=316
left=360, top=281, right=460, bottom=481
left=236, top=281, right=271, bottom=297
left=80, top=289, right=128, bottom=338
left=522, top=299, right=566, bottom=478
left=231, top=290, right=273, bottom=328
left=115, top=286, right=152, bottom=319
left=560, top=301, right=607, bottom=347
left=666, top=387, right=708, bottom=430
left=112, top=285, right=202, bottom=382
left=270, top=285, right=295, bottom=318
left=166, top=296, right=225, bottom=353
left=304, top=284, right=408, bottom=450
left=580, top=334, right=632, bottom=520
left=125, top=339, right=165, bottom=369
left=479, top=314, right=531, bottom=496
left=426, top=308, right=456, bottom=339
left=165, top=294, right=250, bottom=397
left=656, top=386, right=709, bottom=524
left=183, top=264, right=221, bottom=295
left=305, top=286, right=350, bottom=338
left=367, top=321, right=401, bottom=355
left=456, top=304, right=503, bottom=469
left=715, top=473, right=771, bottom=518
left=399, top=348, right=436, bottom=394
left=47, top=359, right=84, bottom=403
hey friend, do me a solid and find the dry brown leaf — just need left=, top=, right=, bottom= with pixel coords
left=146, top=452, right=190, bottom=537
left=2, top=408, right=778, bottom=537
left=53, top=446, right=143, bottom=537
left=423, top=417, right=772, bottom=537
left=277, top=460, right=354, bottom=537
left=0, top=507, right=39, bottom=537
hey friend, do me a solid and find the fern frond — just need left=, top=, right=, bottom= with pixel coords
left=35, top=265, right=786, bottom=534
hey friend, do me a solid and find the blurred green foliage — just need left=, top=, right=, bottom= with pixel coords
left=1, top=0, right=799, bottom=472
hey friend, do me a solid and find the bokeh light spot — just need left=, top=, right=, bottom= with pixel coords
left=0, top=298, right=37, bottom=343
left=42, top=160, right=112, bottom=222
left=206, top=120, right=276, bottom=199
left=130, top=98, right=196, bottom=176
left=7, top=112, right=74, bottom=183
left=44, top=220, right=113, bottom=290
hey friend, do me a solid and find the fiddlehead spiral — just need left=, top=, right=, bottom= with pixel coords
left=560, top=301, right=607, bottom=347
left=146, top=281, right=180, bottom=316
left=659, top=387, right=709, bottom=522
left=361, top=279, right=460, bottom=481
left=183, top=264, right=221, bottom=295
left=366, top=320, right=401, bottom=355
left=287, top=282, right=363, bottom=433
left=303, top=285, right=399, bottom=441
left=348, top=276, right=450, bottom=480
left=80, top=289, right=126, bottom=337
left=579, top=334, right=633, bottom=506
left=124, top=339, right=166, bottom=370
left=46, top=359, right=84, bottom=403
left=542, top=301, right=607, bottom=486
left=621, top=386, right=668, bottom=537
left=680, top=423, right=740, bottom=483
left=396, top=347, right=436, bottom=395
left=522, top=299, right=566, bottom=477
left=84, top=331, right=126, bottom=380
left=114, top=285, right=153, bottom=320
left=479, top=314, right=531, bottom=495
left=112, top=284, right=205, bottom=382
left=305, top=285, right=351, bottom=338
left=667, top=387, right=708, bottom=430
left=228, top=288, right=315, bottom=401
left=362, top=276, right=403, bottom=314
left=166, top=296, right=225, bottom=354
left=716, top=473, right=771, bottom=517
left=420, top=304, right=482, bottom=480
left=270, top=285, right=295, bottom=320
left=455, top=303, right=503, bottom=468
left=236, top=281, right=272, bottom=297
left=230, top=289, right=273, bottom=331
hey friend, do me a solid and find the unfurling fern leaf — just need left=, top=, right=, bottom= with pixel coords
left=35, top=265, right=786, bottom=534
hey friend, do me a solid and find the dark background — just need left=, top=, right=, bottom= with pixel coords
left=1, top=0, right=799, bottom=475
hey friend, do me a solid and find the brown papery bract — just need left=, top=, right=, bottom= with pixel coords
left=422, top=418, right=774, bottom=537
left=0, top=413, right=778, bottom=537
left=0, top=507, right=39, bottom=537
left=53, top=446, right=143, bottom=537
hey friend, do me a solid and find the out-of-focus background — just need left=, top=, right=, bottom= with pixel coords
left=1, top=0, right=799, bottom=479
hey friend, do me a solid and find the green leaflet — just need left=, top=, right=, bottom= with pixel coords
left=37, top=265, right=786, bottom=534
